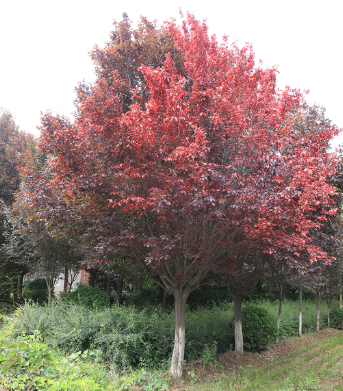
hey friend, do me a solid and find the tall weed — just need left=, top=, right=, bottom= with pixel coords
left=7, top=298, right=334, bottom=371
left=10, top=302, right=234, bottom=369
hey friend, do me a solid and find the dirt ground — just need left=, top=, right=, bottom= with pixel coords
left=170, top=328, right=342, bottom=389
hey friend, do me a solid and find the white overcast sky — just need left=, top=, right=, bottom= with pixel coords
left=0, top=0, right=342, bottom=147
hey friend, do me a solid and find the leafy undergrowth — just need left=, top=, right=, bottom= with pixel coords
left=2, top=300, right=343, bottom=390
left=0, top=326, right=171, bottom=390
left=7, top=298, right=337, bottom=370
left=2, top=327, right=343, bottom=390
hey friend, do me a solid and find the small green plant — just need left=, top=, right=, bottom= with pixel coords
left=202, top=340, right=218, bottom=362
left=241, top=304, right=278, bottom=350
left=281, top=376, right=295, bottom=391
left=301, top=376, right=322, bottom=390
left=188, top=370, right=199, bottom=380
left=118, top=369, right=170, bottom=390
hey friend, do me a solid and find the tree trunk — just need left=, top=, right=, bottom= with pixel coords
left=115, top=277, right=123, bottom=307
left=18, top=272, right=24, bottom=297
left=12, top=292, right=19, bottom=305
left=170, top=287, right=189, bottom=379
left=106, top=273, right=111, bottom=301
left=328, top=301, right=332, bottom=327
left=12, top=273, right=19, bottom=305
left=158, top=285, right=164, bottom=305
left=64, top=267, right=68, bottom=293
left=48, top=284, right=52, bottom=307
left=234, top=293, right=244, bottom=355
left=88, top=269, right=97, bottom=287
left=277, top=286, right=283, bottom=330
left=316, top=292, right=321, bottom=332
left=299, top=284, right=302, bottom=337
left=45, top=276, right=54, bottom=307
left=340, top=277, right=342, bottom=309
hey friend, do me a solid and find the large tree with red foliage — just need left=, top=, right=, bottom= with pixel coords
left=24, top=13, right=340, bottom=378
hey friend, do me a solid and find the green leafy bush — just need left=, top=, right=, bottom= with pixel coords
left=241, top=304, right=277, bottom=349
left=10, top=301, right=234, bottom=369
left=8, top=298, right=335, bottom=371
left=125, top=285, right=233, bottom=312
left=0, top=273, right=12, bottom=303
left=0, top=326, right=118, bottom=390
left=0, top=330, right=59, bottom=390
left=23, top=278, right=50, bottom=305
left=329, top=308, right=343, bottom=329
left=65, top=283, right=109, bottom=309
left=125, top=288, right=168, bottom=310
left=187, top=286, right=233, bottom=310
left=246, top=283, right=278, bottom=302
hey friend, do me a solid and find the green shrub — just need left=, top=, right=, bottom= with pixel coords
left=246, top=284, right=278, bottom=302
left=0, top=327, right=117, bottom=390
left=65, top=283, right=109, bottom=309
left=187, top=286, right=233, bottom=310
left=246, top=291, right=278, bottom=302
left=23, top=278, right=50, bottom=305
left=125, top=285, right=233, bottom=312
left=0, top=330, right=59, bottom=390
left=0, top=273, right=12, bottom=303
left=330, top=308, right=343, bottom=329
left=125, top=288, right=169, bottom=310
left=9, top=301, right=234, bottom=369
left=8, top=298, right=335, bottom=371
left=0, top=303, right=16, bottom=318
left=241, top=304, right=277, bottom=349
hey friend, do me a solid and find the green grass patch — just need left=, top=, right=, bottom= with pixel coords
left=187, top=332, right=343, bottom=390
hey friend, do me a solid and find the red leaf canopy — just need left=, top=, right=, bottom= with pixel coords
left=36, top=13, right=340, bottom=284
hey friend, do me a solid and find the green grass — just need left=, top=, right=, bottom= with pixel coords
left=186, top=331, right=343, bottom=390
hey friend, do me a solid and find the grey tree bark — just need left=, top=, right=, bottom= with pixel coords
left=277, top=285, right=283, bottom=330
left=234, top=293, right=244, bottom=355
left=316, top=291, right=321, bottom=332
left=106, top=273, right=111, bottom=301
left=64, top=267, right=68, bottom=293
left=45, top=275, right=55, bottom=307
left=158, top=285, right=164, bottom=305
left=115, top=277, right=124, bottom=307
left=299, top=284, right=303, bottom=337
left=170, top=286, right=190, bottom=379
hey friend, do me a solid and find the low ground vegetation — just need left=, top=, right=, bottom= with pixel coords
left=1, top=286, right=343, bottom=390
left=184, top=328, right=343, bottom=390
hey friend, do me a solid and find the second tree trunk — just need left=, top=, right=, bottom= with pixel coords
left=234, top=293, right=244, bottom=354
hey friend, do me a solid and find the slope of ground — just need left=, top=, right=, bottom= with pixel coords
left=171, top=329, right=343, bottom=390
